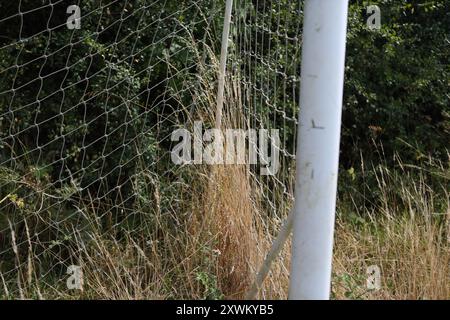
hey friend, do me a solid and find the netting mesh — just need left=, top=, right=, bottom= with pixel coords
left=0, top=0, right=301, bottom=298
left=231, top=0, right=301, bottom=218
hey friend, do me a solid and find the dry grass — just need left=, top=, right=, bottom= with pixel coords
left=333, top=212, right=449, bottom=299
left=75, top=160, right=449, bottom=300
left=332, top=157, right=450, bottom=300
left=2, top=156, right=448, bottom=300
left=202, top=166, right=261, bottom=298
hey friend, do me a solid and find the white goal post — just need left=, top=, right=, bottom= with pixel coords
left=289, top=0, right=350, bottom=300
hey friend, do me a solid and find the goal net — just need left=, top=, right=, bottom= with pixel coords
left=0, top=0, right=301, bottom=298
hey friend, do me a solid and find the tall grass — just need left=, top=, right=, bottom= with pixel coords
left=333, top=153, right=449, bottom=299
left=1, top=141, right=448, bottom=300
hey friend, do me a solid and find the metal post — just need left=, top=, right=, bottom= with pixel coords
left=215, top=0, right=233, bottom=130
left=289, top=0, right=349, bottom=300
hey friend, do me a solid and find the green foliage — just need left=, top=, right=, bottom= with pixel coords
left=196, top=271, right=224, bottom=300
left=0, top=0, right=219, bottom=205
left=343, top=0, right=449, bottom=168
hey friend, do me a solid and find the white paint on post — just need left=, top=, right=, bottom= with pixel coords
left=215, top=0, right=233, bottom=129
left=289, top=0, right=349, bottom=300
